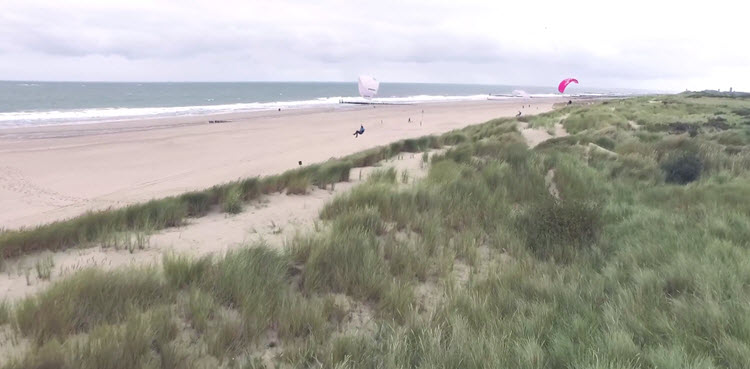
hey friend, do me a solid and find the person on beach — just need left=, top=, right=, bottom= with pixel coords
left=353, top=124, right=365, bottom=138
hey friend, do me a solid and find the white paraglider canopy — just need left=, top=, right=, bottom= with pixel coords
left=358, top=75, right=379, bottom=99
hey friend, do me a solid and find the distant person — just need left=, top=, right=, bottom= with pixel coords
left=568, top=100, right=572, bottom=105
left=278, top=108, right=281, bottom=111
left=298, top=161, right=302, bottom=166
left=408, top=118, right=411, bottom=123
left=353, top=124, right=365, bottom=138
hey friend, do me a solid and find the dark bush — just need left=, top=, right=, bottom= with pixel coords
left=669, top=122, right=699, bottom=137
left=648, top=122, right=699, bottom=137
left=594, top=136, right=616, bottom=151
left=402, top=139, right=420, bottom=152
left=389, top=141, right=404, bottom=155
left=516, top=199, right=603, bottom=262
left=661, top=152, right=702, bottom=184
left=705, top=116, right=729, bottom=130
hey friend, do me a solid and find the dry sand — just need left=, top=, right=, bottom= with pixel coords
left=0, top=98, right=562, bottom=229
left=0, top=150, right=438, bottom=301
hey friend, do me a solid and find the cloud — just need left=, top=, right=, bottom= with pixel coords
left=0, top=0, right=748, bottom=90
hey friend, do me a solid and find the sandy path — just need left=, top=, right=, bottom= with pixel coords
left=0, top=99, right=560, bottom=229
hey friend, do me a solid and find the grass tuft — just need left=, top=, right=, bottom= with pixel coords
left=287, top=174, right=311, bottom=194
left=14, top=267, right=168, bottom=345
left=221, top=185, right=244, bottom=214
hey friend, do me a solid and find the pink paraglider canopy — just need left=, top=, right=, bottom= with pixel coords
left=558, top=78, right=578, bottom=93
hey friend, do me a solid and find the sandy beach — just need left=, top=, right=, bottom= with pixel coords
left=0, top=98, right=561, bottom=229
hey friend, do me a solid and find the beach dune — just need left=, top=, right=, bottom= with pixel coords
left=0, top=99, right=560, bottom=229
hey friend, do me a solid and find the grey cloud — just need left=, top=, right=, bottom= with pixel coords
left=0, top=0, right=748, bottom=89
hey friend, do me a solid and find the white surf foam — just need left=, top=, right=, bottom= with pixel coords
left=0, top=94, right=513, bottom=128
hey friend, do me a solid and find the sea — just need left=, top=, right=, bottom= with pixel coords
left=0, top=81, right=648, bottom=128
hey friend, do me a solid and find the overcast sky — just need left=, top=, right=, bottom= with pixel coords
left=1, top=0, right=747, bottom=91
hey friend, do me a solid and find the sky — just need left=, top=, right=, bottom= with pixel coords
left=0, top=0, right=748, bottom=91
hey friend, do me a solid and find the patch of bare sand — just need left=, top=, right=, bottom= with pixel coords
left=545, top=169, right=560, bottom=200
left=518, top=121, right=568, bottom=148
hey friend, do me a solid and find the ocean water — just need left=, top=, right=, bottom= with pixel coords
left=0, top=81, right=643, bottom=128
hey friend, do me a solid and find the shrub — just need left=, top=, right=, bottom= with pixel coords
left=661, top=152, right=703, bottom=184
left=516, top=199, right=603, bottom=262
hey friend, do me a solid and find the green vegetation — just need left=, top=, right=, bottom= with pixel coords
left=0, top=300, right=9, bottom=325
left=286, top=174, right=311, bottom=195
left=515, top=198, right=603, bottom=262
left=366, top=167, right=397, bottom=184
left=4, top=95, right=750, bottom=368
left=220, top=185, right=244, bottom=214
left=661, top=151, right=703, bottom=184
left=34, top=255, right=54, bottom=280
